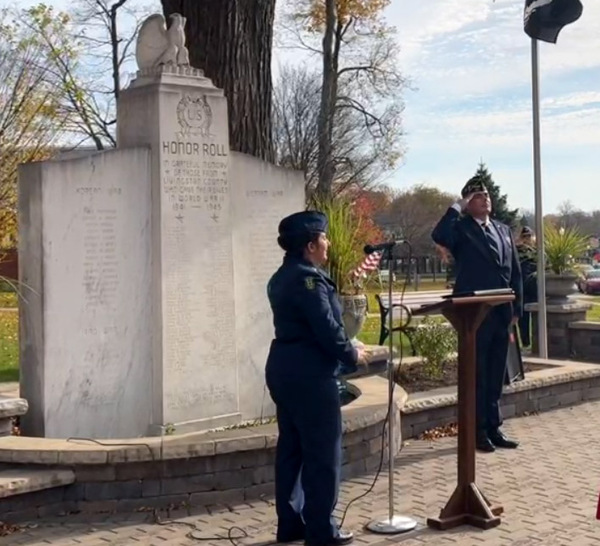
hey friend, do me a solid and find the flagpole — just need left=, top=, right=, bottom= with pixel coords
left=530, top=37, right=548, bottom=359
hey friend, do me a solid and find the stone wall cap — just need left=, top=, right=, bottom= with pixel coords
left=569, top=321, right=600, bottom=331
left=0, top=377, right=400, bottom=465
left=402, top=358, right=600, bottom=414
left=0, top=397, right=28, bottom=419
left=526, top=302, right=592, bottom=313
left=0, top=468, right=74, bottom=499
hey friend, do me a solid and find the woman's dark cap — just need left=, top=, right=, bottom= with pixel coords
left=278, top=211, right=328, bottom=237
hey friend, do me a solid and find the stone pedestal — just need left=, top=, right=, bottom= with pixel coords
left=19, top=67, right=304, bottom=439
left=527, top=300, right=591, bottom=358
left=117, top=67, right=239, bottom=433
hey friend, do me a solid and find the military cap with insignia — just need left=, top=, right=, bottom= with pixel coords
left=461, top=179, right=488, bottom=198
left=521, top=226, right=534, bottom=237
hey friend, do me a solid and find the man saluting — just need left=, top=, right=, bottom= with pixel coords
left=432, top=179, right=523, bottom=453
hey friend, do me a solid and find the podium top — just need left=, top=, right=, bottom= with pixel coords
left=413, top=292, right=515, bottom=316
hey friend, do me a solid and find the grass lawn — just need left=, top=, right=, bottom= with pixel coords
left=0, top=288, right=596, bottom=386
left=0, top=310, right=18, bottom=382
left=587, top=302, right=600, bottom=322
left=0, top=292, right=17, bottom=308
left=364, top=279, right=449, bottom=313
left=356, top=315, right=413, bottom=354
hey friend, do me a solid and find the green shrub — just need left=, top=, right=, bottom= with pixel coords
left=544, top=223, right=588, bottom=275
left=310, top=197, right=363, bottom=295
left=411, top=317, right=457, bottom=379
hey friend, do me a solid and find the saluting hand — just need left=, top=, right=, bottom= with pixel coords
left=458, top=192, right=476, bottom=212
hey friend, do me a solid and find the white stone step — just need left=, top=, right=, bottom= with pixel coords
left=0, top=468, right=74, bottom=499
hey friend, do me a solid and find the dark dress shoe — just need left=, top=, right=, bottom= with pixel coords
left=306, top=529, right=354, bottom=546
left=488, top=430, right=519, bottom=449
left=476, top=434, right=496, bottom=453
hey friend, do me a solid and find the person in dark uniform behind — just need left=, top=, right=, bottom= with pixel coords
left=432, top=180, right=523, bottom=453
left=265, top=211, right=366, bottom=546
left=516, top=226, right=537, bottom=347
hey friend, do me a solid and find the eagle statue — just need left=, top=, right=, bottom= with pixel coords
left=135, top=13, right=191, bottom=70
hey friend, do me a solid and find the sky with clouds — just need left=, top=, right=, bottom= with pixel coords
left=4, top=0, right=598, bottom=213
left=366, top=0, right=599, bottom=214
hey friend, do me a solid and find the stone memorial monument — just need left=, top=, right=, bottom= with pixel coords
left=18, top=14, right=305, bottom=439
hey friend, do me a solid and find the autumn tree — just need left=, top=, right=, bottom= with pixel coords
left=550, top=201, right=600, bottom=236
left=273, top=65, right=400, bottom=195
left=23, top=1, right=151, bottom=149
left=350, top=190, right=385, bottom=244
left=0, top=8, right=69, bottom=247
left=162, top=0, right=276, bottom=162
left=556, top=200, right=580, bottom=229
left=466, top=162, right=519, bottom=227
left=284, top=0, right=405, bottom=199
left=522, top=207, right=600, bottom=240
left=380, top=185, right=459, bottom=256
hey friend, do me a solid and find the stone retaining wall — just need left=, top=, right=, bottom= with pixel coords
left=0, top=421, right=386, bottom=521
left=528, top=302, right=590, bottom=359
left=569, top=321, right=600, bottom=362
left=0, top=377, right=405, bottom=522
left=401, top=359, right=600, bottom=439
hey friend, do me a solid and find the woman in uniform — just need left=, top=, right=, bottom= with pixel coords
left=265, top=211, right=366, bottom=546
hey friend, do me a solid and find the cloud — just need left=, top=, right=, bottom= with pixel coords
left=542, top=91, right=600, bottom=110
left=395, top=0, right=600, bottom=100
left=385, top=0, right=492, bottom=66
left=385, top=0, right=600, bottom=212
left=411, top=90, right=600, bottom=150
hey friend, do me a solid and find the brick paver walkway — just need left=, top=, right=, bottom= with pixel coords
left=5, top=402, right=600, bottom=546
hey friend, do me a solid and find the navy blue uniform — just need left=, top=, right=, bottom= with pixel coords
left=432, top=208, right=523, bottom=434
left=266, top=254, right=358, bottom=544
left=517, top=243, right=537, bottom=346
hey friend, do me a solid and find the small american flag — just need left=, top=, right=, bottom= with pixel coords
left=352, top=251, right=382, bottom=279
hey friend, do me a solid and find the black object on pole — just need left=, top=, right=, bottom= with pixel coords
left=524, top=0, right=583, bottom=44
left=364, top=241, right=406, bottom=255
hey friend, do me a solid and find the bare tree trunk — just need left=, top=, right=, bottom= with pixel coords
left=109, top=0, right=129, bottom=101
left=315, top=0, right=337, bottom=200
left=161, top=0, right=275, bottom=162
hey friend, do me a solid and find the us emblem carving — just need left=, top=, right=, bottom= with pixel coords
left=176, top=94, right=213, bottom=139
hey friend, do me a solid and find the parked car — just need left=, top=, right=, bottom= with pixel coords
left=577, top=265, right=596, bottom=292
left=579, top=270, right=600, bottom=295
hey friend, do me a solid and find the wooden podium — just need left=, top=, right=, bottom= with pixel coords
left=412, top=292, right=515, bottom=530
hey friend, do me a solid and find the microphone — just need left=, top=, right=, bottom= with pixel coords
left=363, top=240, right=407, bottom=254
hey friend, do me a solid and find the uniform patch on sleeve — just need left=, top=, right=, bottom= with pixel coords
left=305, top=277, right=315, bottom=290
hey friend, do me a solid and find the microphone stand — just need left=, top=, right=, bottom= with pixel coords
left=366, top=243, right=417, bottom=534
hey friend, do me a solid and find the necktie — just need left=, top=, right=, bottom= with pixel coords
left=483, top=224, right=501, bottom=261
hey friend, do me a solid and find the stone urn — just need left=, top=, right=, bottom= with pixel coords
left=339, top=294, right=368, bottom=340
left=545, top=272, right=579, bottom=303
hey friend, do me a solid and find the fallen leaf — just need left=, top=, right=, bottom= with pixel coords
left=0, top=522, right=21, bottom=537
left=418, top=422, right=458, bottom=441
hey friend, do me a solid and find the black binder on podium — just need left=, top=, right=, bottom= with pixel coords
left=442, top=289, right=524, bottom=385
